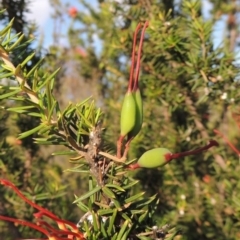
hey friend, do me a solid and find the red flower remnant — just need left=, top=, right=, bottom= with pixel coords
left=0, top=179, right=85, bottom=240
left=68, top=7, right=78, bottom=18
left=15, top=139, right=22, bottom=145
left=6, top=136, right=22, bottom=146
left=214, top=129, right=240, bottom=156
left=76, top=47, right=87, bottom=57
left=202, top=174, right=211, bottom=184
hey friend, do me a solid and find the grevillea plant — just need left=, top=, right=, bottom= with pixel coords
left=0, top=12, right=219, bottom=240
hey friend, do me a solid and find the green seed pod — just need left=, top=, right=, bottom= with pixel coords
left=129, top=140, right=219, bottom=170
left=128, top=88, right=143, bottom=139
left=127, top=21, right=148, bottom=140
left=137, top=148, right=172, bottom=168
left=117, top=21, right=148, bottom=158
left=120, top=91, right=136, bottom=137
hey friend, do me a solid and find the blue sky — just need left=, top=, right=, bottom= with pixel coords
left=26, top=0, right=227, bottom=52
left=26, top=0, right=73, bottom=48
left=26, top=0, right=52, bottom=47
left=26, top=0, right=98, bottom=48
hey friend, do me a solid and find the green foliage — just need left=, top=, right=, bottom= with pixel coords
left=0, top=9, right=178, bottom=240
left=1, top=0, right=240, bottom=239
left=63, top=0, right=240, bottom=239
left=0, top=8, right=81, bottom=239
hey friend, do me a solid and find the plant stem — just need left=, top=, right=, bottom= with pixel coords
left=127, top=23, right=143, bottom=92
left=165, top=140, right=219, bottom=162
left=133, top=21, right=149, bottom=91
left=214, top=129, right=240, bottom=156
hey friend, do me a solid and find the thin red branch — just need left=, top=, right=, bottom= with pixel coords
left=133, top=21, right=149, bottom=91
left=165, top=140, right=219, bottom=161
left=0, top=215, right=50, bottom=238
left=214, top=129, right=240, bottom=156
left=0, top=179, right=78, bottom=231
left=0, top=179, right=85, bottom=240
left=34, top=211, right=79, bottom=233
left=128, top=22, right=143, bottom=92
left=36, top=220, right=82, bottom=239
left=0, top=179, right=57, bottom=218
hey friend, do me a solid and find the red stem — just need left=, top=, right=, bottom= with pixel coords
left=214, top=129, right=240, bottom=156
left=37, top=220, right=83, bottom=239
left=0, top=179, right=82, bottom=236
left=0, top=215, right=50, bottom=237
left=127, top=23, right=143, bottom=92
left=0, top=179, right=57, bottom=218
left=37, top=220, right=62, bottom=234
left=165, top=140, right=219, bottom=162
left=133, top=21, right=149, bottom=91
left=128, top=163, right=140, bottom=170
left=34, top=211, right=79, bottom=232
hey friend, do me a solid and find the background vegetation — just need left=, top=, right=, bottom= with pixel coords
left=1, top=0, right=240, bottom=239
